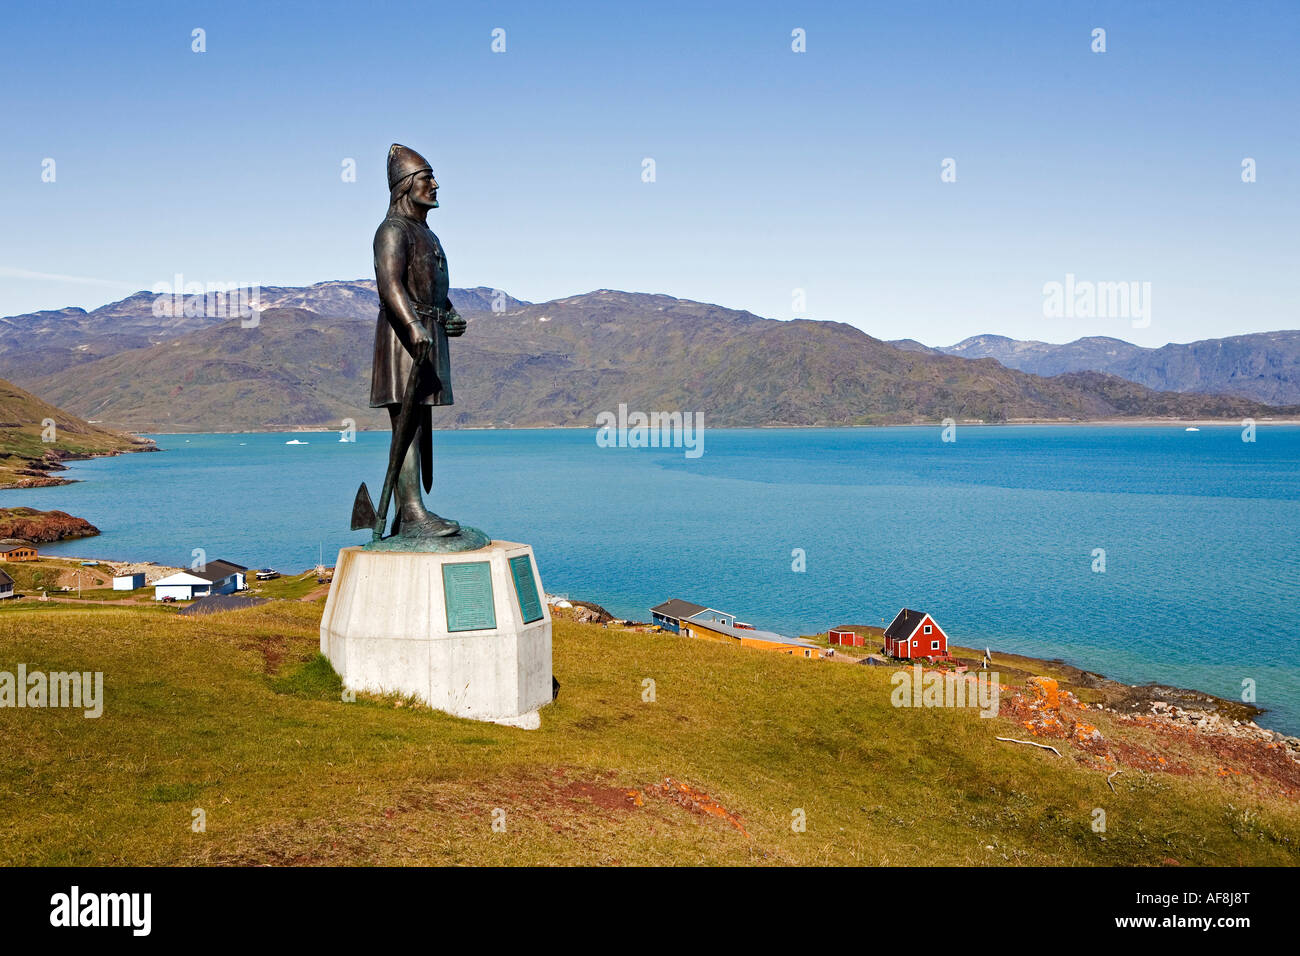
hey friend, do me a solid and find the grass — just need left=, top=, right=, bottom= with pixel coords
left=1, top=558, right=116, bottom=593
left=0, top=599, right=1297, bottom=866
left=249, top=571, right=326, bottom=602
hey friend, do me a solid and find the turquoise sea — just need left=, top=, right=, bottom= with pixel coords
left=6, top=425, right=1299, bottom=733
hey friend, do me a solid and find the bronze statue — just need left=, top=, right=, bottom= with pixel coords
left=351, top=144, right=486, bottom=550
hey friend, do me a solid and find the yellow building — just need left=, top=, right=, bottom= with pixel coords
left=680, top=613, right=822, bottom=659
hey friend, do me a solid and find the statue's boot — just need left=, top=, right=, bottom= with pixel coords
left=397, top=505, right=460, bottom=538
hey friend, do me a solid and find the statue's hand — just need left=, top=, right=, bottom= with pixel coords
left=407, top=323, right=434, bottom=361
left=443, top=311, right=467, bottom=337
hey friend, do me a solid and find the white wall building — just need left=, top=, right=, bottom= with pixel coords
left=153, top=560, right=247, bottom=601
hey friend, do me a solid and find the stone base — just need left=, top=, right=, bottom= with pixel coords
left=320, top=541, right=553, bottom=728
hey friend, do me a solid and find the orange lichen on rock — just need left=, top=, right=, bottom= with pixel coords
left=1004, top=676, right=1110, bottom=759
left=1025, top=676, right=1060, bottom=709
left=1004, top=677, right=1071, bottom=739
left=1072, top=722, right=1106, bottom=751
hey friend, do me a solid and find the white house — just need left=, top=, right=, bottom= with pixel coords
left=153, top=560, right=247, bottom=601
left=113, top=573, right=145, bottom=591
left=0, top=568, right=14, bottom=600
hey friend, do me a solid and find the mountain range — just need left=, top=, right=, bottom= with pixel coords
left=892, top=332, right=1300, bottom=406
left=1, top=281, right=1296, bottom=431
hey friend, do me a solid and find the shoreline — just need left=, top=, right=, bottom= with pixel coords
left=10, top=547, right=1290, bottom=738
left=0, top=443, right=158, bottom=491
left=56, top=418, right=1300, bottom=436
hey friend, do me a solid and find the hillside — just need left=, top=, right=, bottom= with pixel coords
left=0, top=282, right=528, bottom=383
left=937, top=331, right=1300, bottom=405
left=0, top=377, right=155, bottom=488
left=20, top=290, right=1299, bottom=431
left=0, top=598, right=1296, bottom=865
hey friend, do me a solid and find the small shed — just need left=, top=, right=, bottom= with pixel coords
left=828, top=624, right=877, bottom=647
left=113, top=573, right=145, bottom=591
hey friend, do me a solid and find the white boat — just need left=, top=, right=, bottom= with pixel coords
left=285, top=439, right=309, bottom=445
left=1185, top=426, right=1200, bottom=432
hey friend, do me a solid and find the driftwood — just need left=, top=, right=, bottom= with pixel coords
left=1106, top=769, right=1124, bottom=793
left=995, top=736, right=1062, bottom=757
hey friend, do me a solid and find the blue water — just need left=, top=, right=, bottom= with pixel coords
left=6, top=426, right=1299, bottom=733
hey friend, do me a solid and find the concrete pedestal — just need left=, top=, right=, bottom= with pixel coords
left=320, top=541, right=553, bottom=728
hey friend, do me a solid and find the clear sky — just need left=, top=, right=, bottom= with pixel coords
left=1, top=0, right=1296, bottom=347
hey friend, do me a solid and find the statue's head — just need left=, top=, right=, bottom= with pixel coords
left=387, top=143, right=438, bottom=209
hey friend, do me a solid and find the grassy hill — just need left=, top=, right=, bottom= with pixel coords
left=0, top=597, right=1296, bottom=865
left=21, top=291, right=1299, bottom=431
left=0, top=377, right=155, bottom=488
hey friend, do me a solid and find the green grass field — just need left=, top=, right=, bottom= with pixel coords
left=248, top=571, right=327, bottom=601
left=0, top=599, right=1297, bottom=866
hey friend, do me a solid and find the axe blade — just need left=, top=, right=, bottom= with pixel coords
left=350, top=482, right=377, bottom=531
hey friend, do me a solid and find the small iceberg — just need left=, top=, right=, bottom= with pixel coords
left=285, top=439, right=309, bottom=445
left=1185, top=426, right=1200, bottom=432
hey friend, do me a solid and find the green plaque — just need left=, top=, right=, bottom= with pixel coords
left=510, top=554, right=543, bottom=624
left=443, top=561, right=496, bottom=632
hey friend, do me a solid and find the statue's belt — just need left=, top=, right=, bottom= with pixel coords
left=410, top=302, right=448, bottom=324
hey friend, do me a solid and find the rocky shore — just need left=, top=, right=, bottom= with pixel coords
left=0, top=507, right=100, bottom=542
left=0, top=440, right=157, bottom=490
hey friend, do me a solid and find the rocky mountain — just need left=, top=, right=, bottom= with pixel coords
left=16, top=289, right=1297, bottom=432
left=0, top=377, right=156, bottom=488
left=0, top=281, right=528, bottom=382
left=931, top=332, right=1300, bottom=405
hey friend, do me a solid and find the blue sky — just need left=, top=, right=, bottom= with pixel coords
left=1, top=0, right=1296, bottom=346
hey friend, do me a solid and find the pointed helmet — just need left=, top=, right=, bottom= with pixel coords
left=387, top=143, right=433, bottom=191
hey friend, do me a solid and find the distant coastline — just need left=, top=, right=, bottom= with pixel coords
left=70, top=418, right=1300, bottom=436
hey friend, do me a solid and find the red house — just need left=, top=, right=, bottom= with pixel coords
left=883, top=608, right=950, bottom=660
left=828, top=625, right=871, bottom=647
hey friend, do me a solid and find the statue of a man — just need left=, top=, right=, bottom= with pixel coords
left=369, top=143, right=465, bottom=537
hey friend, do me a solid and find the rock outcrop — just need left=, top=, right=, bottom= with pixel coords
left=0, top=507, right=100, bottom=542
